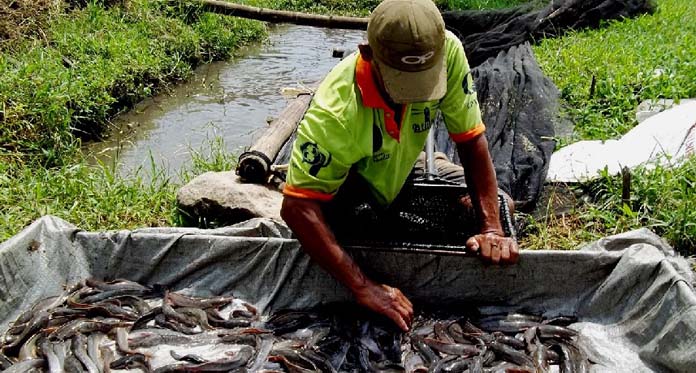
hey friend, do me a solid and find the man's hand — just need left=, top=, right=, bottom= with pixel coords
left=352, top=282, right=413, bottom=332
left=282, top=197, right=413, bottom=331
left=466, top=232, right=519, bottom=264
left=456, top=135, right=518, bottom=265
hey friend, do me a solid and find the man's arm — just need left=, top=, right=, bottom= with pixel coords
left=280, top=196, right=413, bottom=331
left=457, top=134, right=519, bottom=264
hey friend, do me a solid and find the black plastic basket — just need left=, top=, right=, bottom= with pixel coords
left=338, top=131, right=515, bottom=255
left=339, top=178, right=515, bottom=255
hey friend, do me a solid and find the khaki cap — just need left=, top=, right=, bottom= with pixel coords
left=367, top=0, right=446, bottom=104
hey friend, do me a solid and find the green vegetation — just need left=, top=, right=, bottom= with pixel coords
left=244, top=0, right=380, bottom=16
left=0, top=135, right=237, bottom=242
left=0, top=0, right=263, bottom=238
left=534, top=0, right=696, bottom=141
left=522, top=158, right=696, bottom=251
left=585, top=159, right=696, bottom=249
left=527, top=0, right=696, bottom=252
left=0, top=158, right=179, bottom=241
left=0, top=0, right=263, bottom=166
left=243, top=0, right=535, bottom=16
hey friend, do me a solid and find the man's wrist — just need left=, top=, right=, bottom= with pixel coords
left=347, top=276, right=376, bottom=296
left=481, top=228, right=505, bottom=236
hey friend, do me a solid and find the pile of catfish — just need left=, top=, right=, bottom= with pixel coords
left=1, top=279, right=592, bottom=372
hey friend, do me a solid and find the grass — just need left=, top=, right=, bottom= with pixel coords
left=520, top=159, right=696, bottom=251
left=0, top=0, right=264, bottom=166
left=0, top=157, right=178, bottom=241
left=533, top=0, right=696, bottom=141
left=526, top=0, right=696, bottom=252
left=239, top=0, right=380, bottom=16
left=582, top=160, right=696, bottom=250
left=242, top=0, right=536, bottom=16
left=0, top=0, right=262, bottom=238
left=0, top=134, right=238, bottom=242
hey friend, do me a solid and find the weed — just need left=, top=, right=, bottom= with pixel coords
left=534, top=0, right=696, bottom=141
left=243, top=0, right=381, bottom=16
left=0, top=133, right=241, bottom=241
left=526, top=0, right=696, bottom=252
left=241, top=0, right=536, bottom=16
left=181, top=130, right=239, bottom=181
left=581, top=159, right=696, bottom=252
left=0, top=0, right=265, bottom=166
left=0, top=156, right=178, bottom=241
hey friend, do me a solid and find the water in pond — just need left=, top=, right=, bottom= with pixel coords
left=83, top=25, right=366, bottom=177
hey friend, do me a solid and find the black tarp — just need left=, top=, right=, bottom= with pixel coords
left=433, top=43, right=559, bottom=211
left=443, top=0, right=656, bottom=67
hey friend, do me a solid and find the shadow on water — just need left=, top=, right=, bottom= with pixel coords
left=83, top=25, right=366, bottom=179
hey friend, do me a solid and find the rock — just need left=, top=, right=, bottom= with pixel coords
left=443, top=0, right=656, bottom=67
left=177, top=172, right=283, bottom=227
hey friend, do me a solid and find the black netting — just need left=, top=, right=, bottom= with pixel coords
left=434, top=44, right=560, bottom=212
left=326, top=174, right=515, bottom=251
left=443, top=0, right=656, bottom=68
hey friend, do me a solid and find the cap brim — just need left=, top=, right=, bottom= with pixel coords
left=375, top=55, right=447, bottom=104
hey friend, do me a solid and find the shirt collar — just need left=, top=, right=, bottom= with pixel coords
left=356, top=54, right=390, bottom=110
left=356, top=54, right=403, bottom=141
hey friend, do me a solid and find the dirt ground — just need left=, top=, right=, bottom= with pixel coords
left=0, top=0, right=58, bottom=46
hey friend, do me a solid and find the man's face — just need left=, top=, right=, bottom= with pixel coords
left=361, top=45, right=402, bottom=105
left=371, top=62, right=394, bottom=103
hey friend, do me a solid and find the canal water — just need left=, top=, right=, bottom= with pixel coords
left=84, top=25, right=366, bottom=177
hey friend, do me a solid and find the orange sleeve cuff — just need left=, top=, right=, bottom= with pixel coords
left=449, top=123, right=486, bottom=143
left=283, top=184, right=335, bottom=202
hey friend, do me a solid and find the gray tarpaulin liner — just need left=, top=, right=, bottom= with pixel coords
left=1, top=216, right=695, bottom=372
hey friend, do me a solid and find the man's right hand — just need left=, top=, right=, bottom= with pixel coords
left=352, top=282, right=413, bottom=332
left=282, top=197, right=414, bottom=332
left=466, top=232, right=519, bottom=264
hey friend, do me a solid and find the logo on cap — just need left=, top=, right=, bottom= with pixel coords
left=400, top=51, right=435, bottom=65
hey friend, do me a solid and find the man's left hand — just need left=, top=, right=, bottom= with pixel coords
left=466, top=232, right=519, bottom=264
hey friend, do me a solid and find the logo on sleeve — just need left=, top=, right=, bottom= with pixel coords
left=301, top=142, right=332, bottom=177
left=462, top=71, right=476, bottom=95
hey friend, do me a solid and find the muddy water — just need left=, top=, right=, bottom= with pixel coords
left=84, top=25, right=365, bottom=176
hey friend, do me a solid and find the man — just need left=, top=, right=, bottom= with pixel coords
left=280, top=0, right=519, bottom=332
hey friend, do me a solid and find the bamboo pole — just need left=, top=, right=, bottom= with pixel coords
left=236, top=93, right=313, bottom=183
left=193, top=0, right=368, bottom=30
